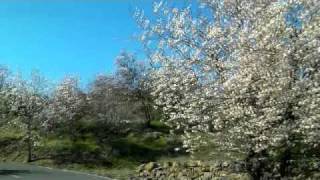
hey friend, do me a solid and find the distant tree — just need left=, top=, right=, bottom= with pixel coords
left=0, top=65, right=9, bottom=90
left=48, top=76, right=87, bottom=141
left=88, top=74, right=143, bottom=134
left=0, top=65, right=11, bottom=122
left=115, top=51, right=155, bottom=127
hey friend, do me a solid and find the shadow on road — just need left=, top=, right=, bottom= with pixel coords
left=0, top=170, right=31, bottom=176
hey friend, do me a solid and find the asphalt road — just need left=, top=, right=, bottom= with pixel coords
left=0, top=163, right=113, bottom=180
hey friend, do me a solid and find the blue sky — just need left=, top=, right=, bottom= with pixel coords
left=0, top=0, right=156, bottom=84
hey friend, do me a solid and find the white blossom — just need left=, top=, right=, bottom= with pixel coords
left=138, top=0, right=320, bottom=155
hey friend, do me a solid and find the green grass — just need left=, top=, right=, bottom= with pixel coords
left=0, top=125, right=27, bottom=162
left=125, top=132, right=168, bottom=150
left=0, top=124, right=245, bottom=179
left=0, top=127, right=25, bottom=141
left=149, top=120, right=170, bottom=133
left=0, top=123, right=185, bottom=180
left=2, top=120, right=239, bottom=180
left=31, top=131, right=181, bottom=180
left=40, top=137, right=100, bottom=153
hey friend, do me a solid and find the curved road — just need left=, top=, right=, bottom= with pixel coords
left=0, top=163, right=113, bottom=180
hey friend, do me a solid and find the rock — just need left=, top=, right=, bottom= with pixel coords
left=137, top=164, right=145, bottom=173
left=308, top=172, right=320, bottom=179
left=203, top=172, right=213, bottom=180
left=228, top=173, right=251, bottom=180
left=185, top=161, right=197, bottom=167
left=172, top=161, right=180, bottom=168
left=144, top=162, right=159, bottom=172
left=140, top=170, right=149, bottom=177
left=168, top=173, right=176, bottom=179
left=155, top=170, right=163, bottom=178
left=134, top=160, right=253, bottom=180
left=213, top=161, right=223, bottom=170
left=222, top=161, right=229, bottom=168
left=181, top=169, right=188, bottom=176
left=196, top=160, right=203, bottom=166
left=163, top=161, right=172, bottom=168
left=202, top=166, right=211, bottom=172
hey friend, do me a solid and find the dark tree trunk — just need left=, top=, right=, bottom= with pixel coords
left=27, top=117, right=33, bottom=162
left=144, top=104, right=152, bottom=128
left=140, top=94, right=152, bottom=128
left=245, top=150, right=268, bottom=180
left=279, top=148, right=291, bottom=177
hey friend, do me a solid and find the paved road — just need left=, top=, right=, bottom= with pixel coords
left=0, top=163, right=113, bottom=180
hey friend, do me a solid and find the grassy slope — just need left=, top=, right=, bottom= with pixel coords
left=0, top=119, right=247, bottom=179
left=0, top=120, right=187, bottom=180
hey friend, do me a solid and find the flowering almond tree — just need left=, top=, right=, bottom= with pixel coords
left=0, top=65, right=11, bottom=122
left=137, top=0, right=320, bottom=177
left=135, top=0, right=233, bottom=152
left=48, top=76, right=87, bottom=141
left=8, top=71, right=48, bottom=162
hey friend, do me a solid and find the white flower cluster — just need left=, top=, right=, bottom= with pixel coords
left=138, top=0, right=320, bottom=154
left=48, top=76, right=87, bottom=132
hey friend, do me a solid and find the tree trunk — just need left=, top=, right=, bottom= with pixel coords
left=27, top=117, right=33, bottom=162
left=144, top=105, right=152, bottom=128
left=279, top=148, right=291, bottom=177
left=245, top=150, right=267, bottom=180
left=141, top=99, right=152, bottom=128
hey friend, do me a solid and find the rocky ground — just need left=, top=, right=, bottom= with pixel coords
left=131, top=161, right=251, bottom=180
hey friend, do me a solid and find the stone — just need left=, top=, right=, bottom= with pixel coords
left=137, top=164, right=145, bottom=173
left=135, top=160, right=254, bottom=180
left=172, top=161, right=180, bottom=168
left=203, top=172, right=213, bottom=180
left=222, top=161, right=229, bottom=168
left=202, top=166, right=211, bottom=172
left=144, top=162, right=159, bottom=172
left=163, top=161, right=172, bottom=168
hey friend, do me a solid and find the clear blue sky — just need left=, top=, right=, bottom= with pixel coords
left=0, top=0, right=156, bottom=84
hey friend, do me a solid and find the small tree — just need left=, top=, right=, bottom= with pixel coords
left=115, top=51, right=155, bottom=127
left=88, top=74, right=143, bottom=133
left=49, top=76, right=87, bottom=141
left=9, top=71, right=48, bottom=162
